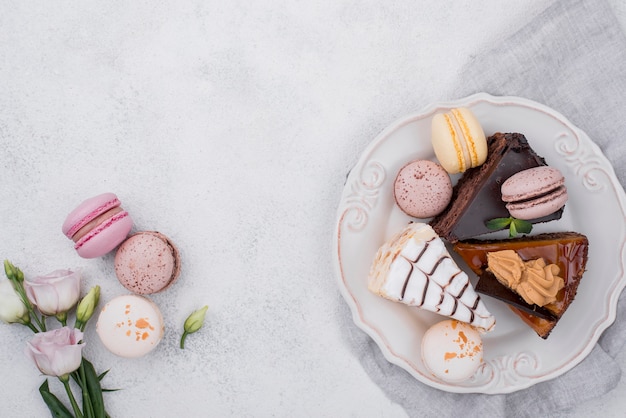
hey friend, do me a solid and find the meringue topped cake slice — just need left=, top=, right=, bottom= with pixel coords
left=368, top=223, right=495, bottom=332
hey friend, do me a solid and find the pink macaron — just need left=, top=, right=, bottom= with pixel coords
left=114, top=231, right=181, bottom=295
left=394, top=160, right=453, bottom=218
left=501, top=166, right=568, bottom=220
left=62, top=193, right=133, bottom=258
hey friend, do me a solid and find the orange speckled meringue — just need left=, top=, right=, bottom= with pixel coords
left=96, top=294, right=164, bottom=358
left=421, top=319, right=483, bottom=382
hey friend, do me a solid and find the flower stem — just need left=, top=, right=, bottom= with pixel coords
left=25, top=321, right=39, bottom=333
left=56, top=311, right=68, bottom=326
left=79, top=360, right=94, bottom=418
left=60, top=375, right=84, bottom=418
left=39, top=315, right=47, bottom=332
left=75, top=320, right=85, bottom=332
left=180, top=331, right=189, bottom=349
left=12, top=282, right=46, bottom=332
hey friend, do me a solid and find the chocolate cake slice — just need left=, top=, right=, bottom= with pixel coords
left=453, top=232, right=589, bottom=339
left=429, top=132, right=563, bottom=243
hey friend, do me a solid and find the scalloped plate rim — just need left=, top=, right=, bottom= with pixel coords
left=333, top=92, right=626, bottom=394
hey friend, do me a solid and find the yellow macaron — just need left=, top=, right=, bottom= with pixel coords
left=431, top=107, right=487, bottom=174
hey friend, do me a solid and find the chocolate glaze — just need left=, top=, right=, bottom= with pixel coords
left=429, top=133, right=563, bottom=243
left=475, top=271, right=557, bottom=321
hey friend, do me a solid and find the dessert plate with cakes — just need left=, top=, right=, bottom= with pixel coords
left=333, top=92, right=626, bottom=394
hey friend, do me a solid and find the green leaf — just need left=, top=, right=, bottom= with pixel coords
left=486, top=216, right=533, bottom=237
left=82, top=358, right=106, bottom=418
left=38, top=380, right=74, bottom=418
left=98, top=370, right=110, bottom=381
left=98, top=369, right=121, bottom=392
left=485, top=217, right=512, bottom=230
left=512, top=219, right=533, bottom=235
left=70, top=369, right=84, bottom=387
left=509, top=220, right=518, bottom=237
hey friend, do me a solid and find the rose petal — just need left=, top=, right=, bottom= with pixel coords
left=51, top=344, right=82, bottom=376
left=53, top=274, right=81, bottom=312
left=25, top=327, right=85, bottom=377
left=27, top=283, right=60, bottom=316
left=24, top=270, right=82, bottom=316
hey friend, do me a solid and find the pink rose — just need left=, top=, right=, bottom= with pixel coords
left=24, top=269, right=81, bottom=316
left=25, top=327, right=84, bottom=377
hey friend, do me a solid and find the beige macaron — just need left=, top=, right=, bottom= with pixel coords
left=96, top=294, right=164, bottom=358
left=431, top=107, right=488, bottom=174
left=421, top=319, right=483, bottom=382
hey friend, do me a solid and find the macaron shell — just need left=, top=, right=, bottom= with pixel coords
left=431, top=108, right=487, bottom=174
left=454, top=108, right=487, bottom=167
left=62, top=192, right=121, bottom=238
left=394, top=160, right=452, bottom=218
left=501, top=166, right=565, bottom=202
left=421, top=319, right=483, bottom=383
left=507, top=185, right=568, bottom=220
left=432, top=113, right=463, bottom=174
left=96, top=294, right=164, bottom=358
left=114, top=232, right=181, bottom=294
left=75, top=212, right=133, bottom=258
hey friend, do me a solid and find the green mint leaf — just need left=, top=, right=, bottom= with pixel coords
left=486, top=216, right=533, bottom=237
left=509, top=220, right=518, bottom=237
left=512, top=219, right=533, bottom=235
left=485, top=217, right=513, bottom=230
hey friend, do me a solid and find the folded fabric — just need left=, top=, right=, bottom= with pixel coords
left=342, top=0, right=626, bottom=416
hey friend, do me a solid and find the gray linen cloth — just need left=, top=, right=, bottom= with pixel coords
left=341, top=0, right=626, bottom=416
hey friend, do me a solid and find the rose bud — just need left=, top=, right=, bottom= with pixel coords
left=75, top=285, right=100, bottom=330
left=3, top=259, right=23, bottom=283
left=25, top=327, right=84, bottom=378
left=24, top=269, right=81, bottom=318
left=180, top=305, right=208, bottom=349
left=0, top=280, right=29, bottom=324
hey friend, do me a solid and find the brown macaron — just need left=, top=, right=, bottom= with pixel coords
left=114, top=231, right=181, bottom=295
left=501, top=166, right=568, bottom=220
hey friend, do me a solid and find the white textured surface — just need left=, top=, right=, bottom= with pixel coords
left=0, top=1, right=624, bottom=417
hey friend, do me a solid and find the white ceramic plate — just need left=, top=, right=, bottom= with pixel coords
left=334, top=93, right=626, bottom=394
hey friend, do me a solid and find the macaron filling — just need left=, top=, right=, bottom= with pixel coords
left=71, top=206, right=125, bottom=242
left=506, top=185, right=568, bottom=220
left=74, top=211, right=131, bottom=250
left=451, top=108, right=479, bottom=167
left=442, top=113, right=469, bottom=172
left=505, top=184, right=567, bottom=206
left=63, top=195, right=122, bottom=239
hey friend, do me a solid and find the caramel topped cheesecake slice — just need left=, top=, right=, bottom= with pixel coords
left=453, top=232, right=589, bottom=339
left=368, top=223, right=495, bottom=332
